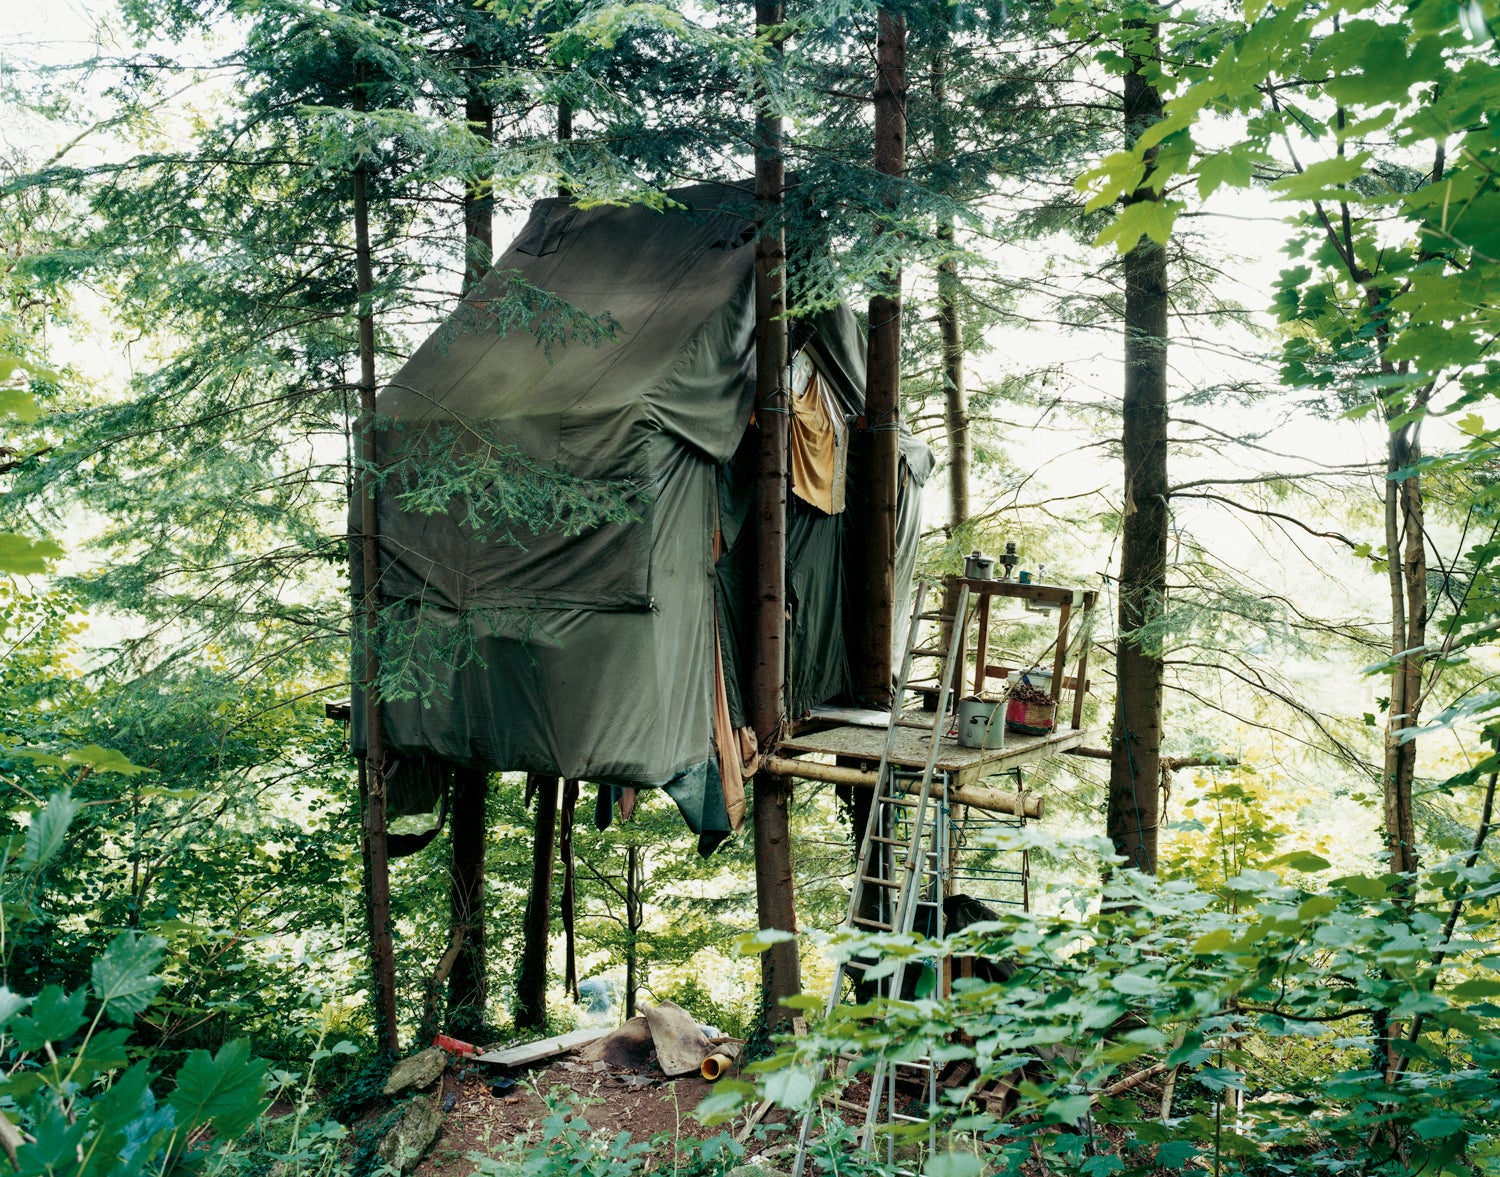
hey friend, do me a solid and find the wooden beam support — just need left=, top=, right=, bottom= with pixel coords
left=765, top=757, right=1043, bottom=818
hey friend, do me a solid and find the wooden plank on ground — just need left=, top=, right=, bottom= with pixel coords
left=474, top=1026, right=610, bottom=1068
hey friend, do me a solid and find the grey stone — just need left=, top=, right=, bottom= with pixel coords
left=728, top=1166, right=785, bottom=1177
left=377, top=1096, right=444, bottom=1174
left=383, top=1046, right=447, bottom=1096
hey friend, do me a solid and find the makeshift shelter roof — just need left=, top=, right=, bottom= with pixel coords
left=354, top=180, right=930, bottom=851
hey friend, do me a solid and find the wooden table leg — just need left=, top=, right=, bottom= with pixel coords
left=1051, top=600, right=1072, bottom=693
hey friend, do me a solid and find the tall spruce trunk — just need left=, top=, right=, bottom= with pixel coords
left=932, top=43, right=969, bottom=699
left=750, top=0, right=800, bottom=1025
left=853, top=6, right=908, bottom=710
left=932, top=43, right=968, bottom=533
left=1107, top=22, right=1170, bottom=875
left=515, top=774, right=559, bottom=1030
left=353, top=84, right=399, bottom=1053
left=447, top=85, right=495, bottom=1030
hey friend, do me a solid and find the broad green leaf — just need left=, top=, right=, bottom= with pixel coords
left=925, top=1152, right=984, bottom=1177
left=1046, top=1092, right=1094, bottom=1124
left=88, top=1062, right=155, bottom=1134
left=760, top=1063, right=815, bottom=1110
left=1191, top=928, right=1233, bottom=954
left=1272, top=154, right=1370, bottom=201
left=1413, top=1111, right=1465, bottom=1139
left=10, top=985, right=87, bottom=1050
left=1158, top=1141, right=1200, bottom=1166
left=1196, top=150, right=1257, bottom=199
left=1096, top=198, right=1182, bottom=252
left=0, top=534, right=63, bottom=576
left=63, top=745, right=150, bottom=777
left=1275, top=851, right=1332, bottom=873
left=1111, top=971, right=1160, bottom=996
left=1450, top=979, right=1500, bottom=999
left=92, top=932, right=166, bottom=1023
left=1336, top=874, right=1391, bottom=900
left=734, top=928, right=795, bottom=955
left=168, top=1039, right=269, bottom=1140
left=0, top=388, right=39, bottom=422
left=20, top=788, right=80, bottom=871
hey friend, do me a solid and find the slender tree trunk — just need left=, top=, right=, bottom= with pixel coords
left=932, top=40, right=969, bottom=702
left=515, top=774, right=559, bottom=1030
left=447, top=768, right=488, bottom=1029
left=624, top=843, right=642, bottom=1020
left=462, top=91, right=493, bottom=296
left=932, top=51, right=968, bottom=533
left=353, top=79, right=399, bottom=1054
left=750, top=0, right=801, bottom=1025
left=1107, top=19, right=1170, bottom=875
left=1384, top=421, right=1425, bottom=876
left=560, top=778, right=580, bottom=1002
left=853, top=6, right=908, bottom=710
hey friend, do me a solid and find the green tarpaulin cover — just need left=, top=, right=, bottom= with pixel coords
left=353, top=181, right=929, bottom=851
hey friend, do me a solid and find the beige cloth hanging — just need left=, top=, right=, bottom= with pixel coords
left=789, top=364, right=847, bottom=515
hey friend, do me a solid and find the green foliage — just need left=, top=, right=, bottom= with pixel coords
left=734, top=828, right=1500, bottom=1175
left=0, top=790, right=272, bottom=1177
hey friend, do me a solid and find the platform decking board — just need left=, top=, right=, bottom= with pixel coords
left=777, top=720, right=1092, bottom=787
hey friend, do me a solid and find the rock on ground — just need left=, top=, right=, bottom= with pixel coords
left=384, top=1046, right=447, bottom=1096
left=378, top=1096, right=444, bottom=1174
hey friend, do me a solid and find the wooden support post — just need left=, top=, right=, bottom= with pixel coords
left=971, top=592, right=992, bottom=696
left=560, top=778, right=580, bottom=1002
left=1051, top=600, right=1072, bottom=695
left=515, top=774, right=559, bottom=1030
left=447, top=767, right=488, bottom=1030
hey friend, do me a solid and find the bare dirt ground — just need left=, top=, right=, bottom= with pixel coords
left=413, top=1060, right=788, bottom=1177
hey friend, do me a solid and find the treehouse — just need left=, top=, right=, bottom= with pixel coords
left=351, top=180, right=931, bottom=852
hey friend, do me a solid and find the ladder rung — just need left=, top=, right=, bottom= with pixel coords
left=893, top=719, right=939, bottom=730
left=916, top=611, right=955, bottom=621
left=859, top=874, right=899, bottom=888
left=867, top=834, right=906, bottom=846
left=852, top=916, right=894, bottom=931
left=910, top=646, right=947, bottom=658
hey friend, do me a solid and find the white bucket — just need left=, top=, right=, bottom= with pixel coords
left=957, top=697, right=1006, bottom=749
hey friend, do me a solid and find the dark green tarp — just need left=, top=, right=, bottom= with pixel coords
left=353, top=181, right=929, bottom=851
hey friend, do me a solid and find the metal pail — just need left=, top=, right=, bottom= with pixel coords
left=957, top=697, right=1006, bottom=749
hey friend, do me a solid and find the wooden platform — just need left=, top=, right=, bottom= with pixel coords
left=776, top=718, right=1093, bottom=789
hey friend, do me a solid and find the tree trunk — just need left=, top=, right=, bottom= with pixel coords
left=852, top=6, right=908, bottom=710
left=749, top=0, right=801, bottom=1026
left=932, top=38, right=969, bottom=705
left=560, top=777, right=580, bottom=1002
left=624, top=843, right=643, bottom=1020
left=353, top=79, right=399, bottom=1054
left=514, top=774, right=559, bottom=1030
left=1384, top=422, right=1425, bottom=876
left=932, top=48, right=968, bottom=533
left=1107, top=20, right=1170, bottom=876
left=463, top=90, right=493, bottom=296
left=447, top=767, right=488, bottom=1030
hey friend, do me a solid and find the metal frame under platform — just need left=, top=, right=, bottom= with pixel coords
left=773, top=719, right=1092, bottom=790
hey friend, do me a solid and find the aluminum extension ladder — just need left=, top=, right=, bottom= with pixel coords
left=790, top=579, right=971, bottom=1177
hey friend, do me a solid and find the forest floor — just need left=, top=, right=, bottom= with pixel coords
left=411, top=1059, right=785, bottom=1176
